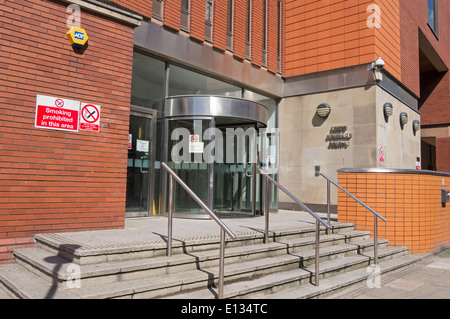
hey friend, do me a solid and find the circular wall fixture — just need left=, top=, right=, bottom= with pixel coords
left=383, top=102, right=393, bottom=117
left=400, top=112, right=408, bottom=126
left=316, top=103, right=331, bottom=118
left=413, top=120, right=420, bottom=133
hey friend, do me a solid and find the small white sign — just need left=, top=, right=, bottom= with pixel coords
left=136, top=139, right=149, bottom=152
left=189, top=135, right=204, bottom=153
left=80, top=103, right=100, bottom=132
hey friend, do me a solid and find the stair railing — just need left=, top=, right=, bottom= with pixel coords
left=161, top=162, right=237, bottom=299
left=258, top=168, right=331, bottom=286
left=315, top=170, right=387, bottom=265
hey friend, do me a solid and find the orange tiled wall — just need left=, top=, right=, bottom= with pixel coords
left=338, top=171, right=450, bottom=254
left=285, top=0, right=401, bottom=80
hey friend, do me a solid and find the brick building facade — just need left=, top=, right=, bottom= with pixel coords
left=0, top=0, right=137, bottom=263
left=0, top=0, right=448, bottom=263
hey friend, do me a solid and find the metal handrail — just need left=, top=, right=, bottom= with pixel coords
left=258, top=168, right=331, bottom=286
left=316, top=171, right=386, bottom=265
left=161, top=162, right=236, bottom=299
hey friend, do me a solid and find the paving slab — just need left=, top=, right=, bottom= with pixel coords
left=333, top=247, right=450, bottom=299
left=35, top=210, right=337, bottom=254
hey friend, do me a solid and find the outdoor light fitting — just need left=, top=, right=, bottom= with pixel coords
left=413, top=120, right=421, bottom=133
left=384, top=102, right=393, bottom=117
left=316, top=103, right=331, bottom=118
left=400, top=112, right=408, bottom=126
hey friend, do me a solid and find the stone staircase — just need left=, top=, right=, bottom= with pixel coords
left=0, top=222, right=423, bottom=299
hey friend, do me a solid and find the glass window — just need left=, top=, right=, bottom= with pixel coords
left=205, top=0, right=213, bottom=41
left=246, top=0, right=251, bottom=43
left=226, top=0, right=234, bottom=50
left=245, top=0, right=251, bottom=59
left=227, top=0, right=233, bottom=34
left=181, top=0, right=189, bottom=11
left=181, top=0, right=190, bottom=31
left=205, top=0, right=213, bottom=23
left=277, top=0, right=282, bottom=72
left=262, top=0, right=268, bottom=66
left=152, top=0, right=163, bottom=20
left=168, top=65, right=242, bottom=97
left=131, top=52, right=166, bottom=112
left=427, top=0, right=439, bottom=36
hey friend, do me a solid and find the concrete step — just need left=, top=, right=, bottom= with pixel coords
left=164, top=246, right=410, bottom=299
left=33, top=222, right=356, bottom=265
left=252, top=253, right=427, bottom=299
left=11, top=231, right=378, bottom=289
left=1, top=236, right=391, bottom=299
left=0, top=216, right=421, bottom=300
left=0, top=283, right=16, bottom=299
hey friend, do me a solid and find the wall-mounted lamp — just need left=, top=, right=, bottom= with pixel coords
left=368, top=57, right=385, bottom=83
left=413, top=120, right=421, bottom=133
left=400, top=112, right=408, bottom=127
left=383, top=102, right=393, bottom=117
left=316, top=103, right=331, bottom=118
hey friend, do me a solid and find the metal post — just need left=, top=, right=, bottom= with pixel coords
left=167, top=175, right=173, bottom=257
left=264, top=176, right=270, bottom=244
left=327, top=180, right=331, bottom=235
left=374, top=215, right=378, bottom=265
left=218, top=228, right=226, bottom=299
left=315, top=220, right=320, bottom=286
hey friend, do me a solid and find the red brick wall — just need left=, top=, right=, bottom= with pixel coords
left=189, top=0, right=206, bottom=42
left=266, top=0, right=278, bottom=73
left=163, top=0, right=181, bottom=31
left=285, top=0, right=401, bottom=79
left=153, top=0, right=281, bottom=72
left=115, top=0, right=152, bottom=18
left=338, top=171, right=450, bottom=254
left=251, top=0, right=263, bottom=66
left=0, top=0, right=135, bottom=263
left=400, top=0, right=450, bottom=98
left=420, top=72, right=450, bottom=126
left=233, top=0, right=246, bottom=60
left=212, top=0, right=227, bottom=51
left=437, top=137, right=450, bottom=173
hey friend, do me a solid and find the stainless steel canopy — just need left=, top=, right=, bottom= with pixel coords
left=165, top=95, right=268, bottom=127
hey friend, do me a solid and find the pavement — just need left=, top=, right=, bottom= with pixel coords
left=332, top=246, right=450, bottom=299
left=34, top=210, right=326, bottom=251
left=0, top=209, right=449, bottom=299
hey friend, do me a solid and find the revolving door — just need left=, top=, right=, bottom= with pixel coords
left=163, top=96, right=269, bottom=218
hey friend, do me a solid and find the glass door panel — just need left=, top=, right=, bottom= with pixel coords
left=213, top=125, right=257, bottom=215
left=167, top=118, right=212, bottom=218
left=126, top=111, right=155, bottom=217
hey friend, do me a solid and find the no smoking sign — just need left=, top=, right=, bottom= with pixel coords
left=80, top=103, right=100, bottom=132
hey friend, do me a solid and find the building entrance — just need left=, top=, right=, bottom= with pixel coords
left=213, top=123, right=257, bottom=216
left=163, top=96, right=269, bottom=219
left=125, top=106, right=157, bottom=217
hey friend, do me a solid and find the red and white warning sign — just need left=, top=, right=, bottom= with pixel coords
left=80, top=103, right=100, bottom=132
left=35, top=95, right=80, bottom=132
left=128, top=134, right=132, bottom=150
left=189, top=134, right=203, bottom=153
left=378, top=146, right=385, bottom=166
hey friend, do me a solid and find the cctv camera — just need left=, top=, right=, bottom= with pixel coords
left=374, top=57, right=385, bottom=69
left=368, top=57, right=385, bottom=71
